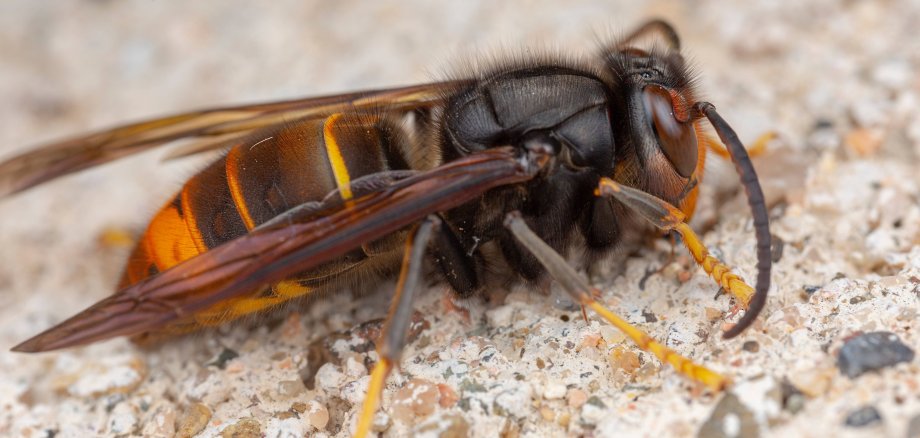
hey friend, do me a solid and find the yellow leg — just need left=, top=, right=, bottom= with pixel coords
left=705, top=131, right=776, bottom=160
left=353, top=218, right=437, bottom=438
left=587, top=302, right=728, bottom=390
left=355, top=357, right=392, bottom=438
left=505, top=213, right=729, bottom=391
left=675, top=222, right=754, bottom=306
left=596, top=178, right=754, bottom=307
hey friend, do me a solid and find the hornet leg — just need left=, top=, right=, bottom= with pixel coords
left=354, top=216, right=437, bottom=438
left=595, top=178, right=757, bottom=335
left=704, top=131, right=776, bottom=160
left=504, top=212, right=729, bottom=392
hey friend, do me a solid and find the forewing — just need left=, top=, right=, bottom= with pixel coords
left=0, top=81, right=466, bottom=197
left=12, top=147, right=539, bottom=352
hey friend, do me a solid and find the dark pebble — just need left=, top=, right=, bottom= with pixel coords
left=207, top=347, right=240, bottom=370
left=803, top=285, right=822, bottom=295
left=698, top=393, right=759, bottom=438
left=779, top=379, right=805, bottom=415
left=586, top=396, right=606, bottom=408
left=844, top=406, right=882, bottom=427
left=813, top=119, right=834, bottom=130
left=837, top=331, right=915, bottom=378
left=801, top=285, right=822, bottom=301
left=771, top=235, right=784, bottom=262
left=742, top=341, right=760, bottom=353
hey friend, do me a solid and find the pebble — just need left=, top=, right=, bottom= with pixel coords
left=277, top=379, right=305, bottom=398
left=741, top=341, right=760, bottom=353
left=843, top=406, right=882, bottom=427
left=578, top=332, right=602, bottom=350
left=837, top=331, right=915, bottom=378
left=264, top=417, right=307, bottom=438
left=141, top=408, right=177, bottom=436
left=391, top=378, right=440, bottom=423
left=733, top=377, right=782, bottom=425
left=492, top=383, right=532, bottom=419
left=108, top=402, right=138, bottom=435
left=705, top=307, right=724, bottom=322
left=555, top=412, right=570, bottom=428
left=599, top=325, right=626, bottom=344
left=414, top=413, right=470, bottom=438
left=437, top=384, right=459, bottom=408
left=340, top=376, right=371, bottom=405
left=872, top=59, right=912, bottom=90
left=207, top=348, right=240, bottom=370
left=779, top=380, right=805, bottom=415
left=219, top=418, right=261, bottom=438
left=608, top=346, right=641, bottom=374
left=697, top=393, right=759, bottom=438
left=344, top=355, right=368, bottom=378
left=788, top=367, right=834, bottom=397
left=304, top=401, right=330, bottom=431
left=850, top=99, right=890, bottom=128
left=581, top=402, right=607, bottom=425
left=566, top=388, right=587, bottom=408
left=176, top=403, right=212, bottom=438
left=314, top=363, right=346, bottom=394
left=66, top=355, right=147, bottom=398
left=844, top=129, right=885, bottom=157
left=543, top=380, right=566, bottom=399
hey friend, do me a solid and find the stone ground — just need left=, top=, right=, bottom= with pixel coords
left=0, top=1, right=918, bottom=437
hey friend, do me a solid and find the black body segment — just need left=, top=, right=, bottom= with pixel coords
left=444, top=68, right=615, bottom=171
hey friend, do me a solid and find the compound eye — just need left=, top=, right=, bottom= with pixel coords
left=642, top=85, right=698, bottom=178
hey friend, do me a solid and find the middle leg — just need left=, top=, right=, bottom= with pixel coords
left=354, top=216, right=438, bottom=438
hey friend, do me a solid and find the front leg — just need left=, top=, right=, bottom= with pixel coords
left=595, top=178, right=758, bottom=335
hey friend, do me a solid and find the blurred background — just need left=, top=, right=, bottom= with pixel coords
left=1, top=1, right=918, bottom=437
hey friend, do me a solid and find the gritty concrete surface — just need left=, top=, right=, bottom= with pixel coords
left=1, top=1, right=919, bottom=437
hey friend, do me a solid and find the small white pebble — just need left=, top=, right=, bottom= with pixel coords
left=543, top=381, right=566, bottom=400
left=493, top=383, right=533, bottom=419
left=344, top=355, right=367, bottom=378
left=449, top=362, right=469, bottom=376
left=581, top=403, right=606, bottom=425
left=723, top=413, right=741, bottom=437
left=314, top=363, right=345, bottom=394
left=872, top=59, right=912, bottom=90
left=108, top=403, right=137, bottom=435
left=264, top=417, right=306, bottom=438
left=341, top=376, right=371, bottom=405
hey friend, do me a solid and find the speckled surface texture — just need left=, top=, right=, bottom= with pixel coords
left=1, top=1, right=919, bottom=437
